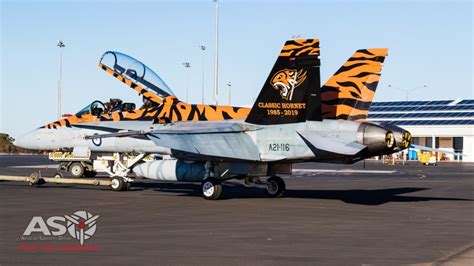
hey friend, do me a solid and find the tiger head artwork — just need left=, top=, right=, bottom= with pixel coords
left=270, top=69, right=307, bottom=101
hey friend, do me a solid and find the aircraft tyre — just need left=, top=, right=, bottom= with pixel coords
left=201, top=178, right=222, bottom=200
left=70, top=162, right=85, bottom=178
left=110, top=176, right=125, bottom=191
left=266, top=176, right=285, bottom=198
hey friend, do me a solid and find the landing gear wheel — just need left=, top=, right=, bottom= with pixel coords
left=69, top=162, right=85, bottom=178
left=84, top=171, right=97, bottom=178
left=266, top=176, right=285, bottom=198
left=201, top=178, right=222, bottom=200
left=110, top=177, right=125, bottom=191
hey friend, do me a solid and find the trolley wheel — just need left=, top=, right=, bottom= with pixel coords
left=266, top=176, right=286, bottom=198
left=110, top=176, right=124, bottom=191
left=201, top=178, right=222, bottom=200
left=53, top=172, right=63, bottom=179
left=69, top=162, right=85, bottom=178
left=28, top=172, right=40, bottom=186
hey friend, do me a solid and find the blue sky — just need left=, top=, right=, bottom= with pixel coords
left=1, top=0, right=472, bottom=138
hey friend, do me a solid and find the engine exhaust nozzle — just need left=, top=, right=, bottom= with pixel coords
left=357, top=123, right=395, bottom=156
left=378, top=123, right=412, bottom=151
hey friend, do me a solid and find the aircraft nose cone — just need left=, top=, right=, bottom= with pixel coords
left=14, top=130, right=39, bottom=150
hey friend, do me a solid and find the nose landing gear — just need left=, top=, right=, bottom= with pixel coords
left=110, top=176, right=131, bottom=191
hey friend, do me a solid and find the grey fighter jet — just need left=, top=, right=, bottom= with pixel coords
left=14, top=39, right=394, bottom=180
left=87, top=44, right=413, bottom=199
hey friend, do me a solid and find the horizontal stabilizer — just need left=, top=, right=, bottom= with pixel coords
left=298, top=131, right=366, bottom=156
left=410, top=144, right=466, bottom=156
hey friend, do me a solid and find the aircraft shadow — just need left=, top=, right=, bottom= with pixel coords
left=132, top=182, right=474, bottom=205
left=3, top=181, right=472, bottom=205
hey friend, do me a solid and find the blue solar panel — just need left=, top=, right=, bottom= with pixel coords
left=370, top=100, right=456, bottom=107
left=374, top=119, right=474, bottom=126
left=459, top=99, right=474, bottom=105
left=369, top=105, right=474, bottom=112
left=367, top=112, right=474, bottom=119
left=428, top=100, right=453, bottom=105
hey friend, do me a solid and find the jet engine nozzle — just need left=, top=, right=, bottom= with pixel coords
left=378, top=123, right=412, bottom=151
left=385, top=132, right=395, bottom=148
left=357, top=123, right=395, bottom=156
left=401, top=131, right=412, bottom=149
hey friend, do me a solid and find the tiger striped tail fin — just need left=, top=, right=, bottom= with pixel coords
left=245, top=39, right=321, bottom=125
left=320, top=48, right=388, bottom=121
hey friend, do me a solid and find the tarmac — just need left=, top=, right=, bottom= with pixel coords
left=0, top=155, right=473, bottom=265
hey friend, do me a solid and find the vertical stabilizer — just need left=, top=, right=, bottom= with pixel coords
left=320, top=48, right=388, bottom=121
left=245, top=39, right=321, bottom=125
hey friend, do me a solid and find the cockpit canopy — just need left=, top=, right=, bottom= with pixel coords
left=99, top=51, right=174, bottom=98
left=76, top=99, right=136, bottom=116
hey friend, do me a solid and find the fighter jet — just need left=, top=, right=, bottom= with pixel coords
left=86, top=41, right=413, bottom=199
left=15, top=39, right=398, bottom=180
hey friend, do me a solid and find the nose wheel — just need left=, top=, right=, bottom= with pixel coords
left=266, top=176, right=286, bottom=198
left=201, top=178, right=222, bottom=200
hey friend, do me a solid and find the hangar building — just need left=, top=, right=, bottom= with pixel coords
left=367, top=99, right=474, bottom=162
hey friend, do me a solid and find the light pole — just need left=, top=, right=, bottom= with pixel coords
left=199, top=41, right=206, bottom=104
left=183, top=62, right=191, bottom=102
left=226, top=82, right=231, bottom=105
left=388, top=84, right=428, bottom=101
left=213, top=0, right=219, bottom=106
left=57, top=40, right=65, bottom=120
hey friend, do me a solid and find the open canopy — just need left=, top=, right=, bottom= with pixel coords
left=99, top=51, right=174, bottom=98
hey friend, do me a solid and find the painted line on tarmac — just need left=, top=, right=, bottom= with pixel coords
left=8, top=164, right=59, bottom=169
left=293, top=169, right=397, bottom=174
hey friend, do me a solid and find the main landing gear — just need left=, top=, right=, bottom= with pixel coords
left=244, top=175, right=286, bottom=199
left=201, top=178, right=222, bottom=200
left=265, top=176, right=286, bottom=198
left=200, top=162, right=222, bottom=200
left=200, top=174, right=287, bottom=200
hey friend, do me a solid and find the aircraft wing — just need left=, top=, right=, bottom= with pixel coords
left=147, top=132, right=259, bottom=161
left=410, top=144, right=465, bottom=156
left=86, top=121, right=262, bottom=161
left=147, top=122, right=261, bottom=161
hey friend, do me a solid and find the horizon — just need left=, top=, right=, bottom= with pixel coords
left=1, top=0, right=472, bottom=138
